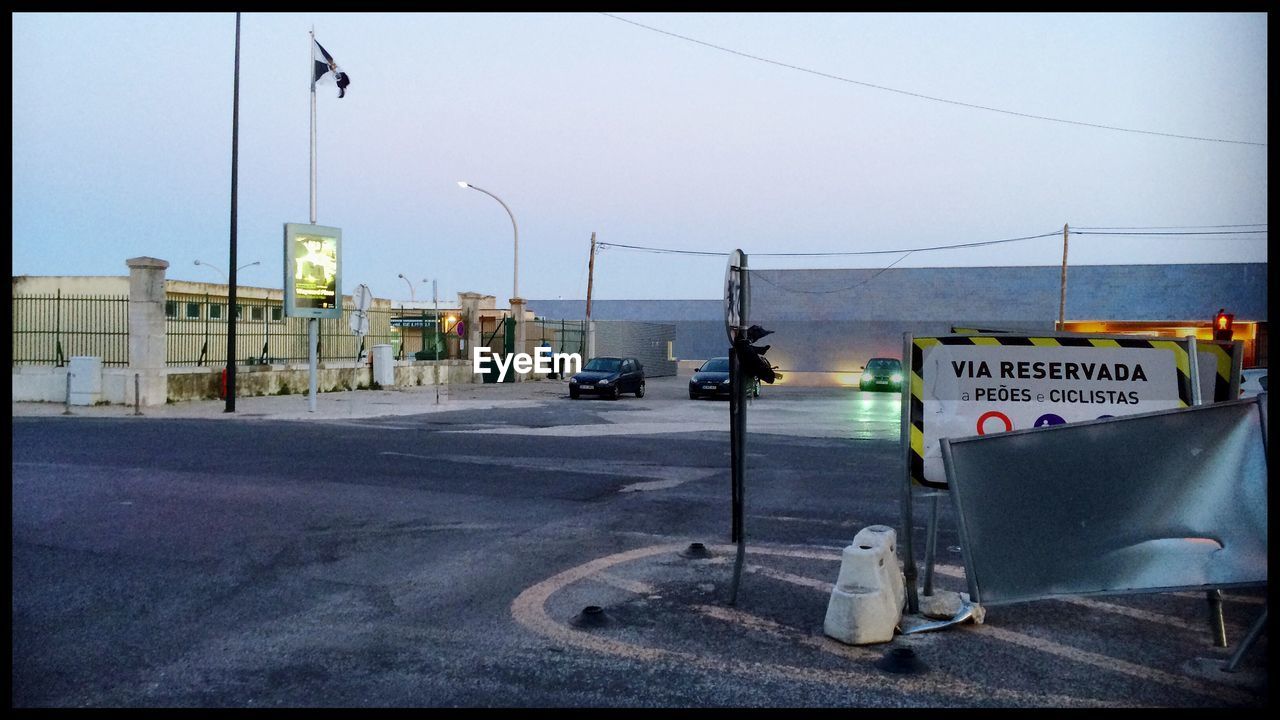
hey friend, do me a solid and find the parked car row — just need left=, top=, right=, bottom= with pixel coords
left=568, top=355, right=909, bottom=400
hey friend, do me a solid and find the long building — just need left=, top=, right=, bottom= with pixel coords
left=529, top=263, right=1268, bottom=383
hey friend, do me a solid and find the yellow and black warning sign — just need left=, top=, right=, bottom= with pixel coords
left=907, top=334, right=1195, bottom=489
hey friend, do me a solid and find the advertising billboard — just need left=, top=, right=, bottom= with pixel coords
left=284, top=223, right=342, bottom=319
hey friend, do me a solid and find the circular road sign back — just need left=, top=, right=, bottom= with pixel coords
left=725, top=249, right=746, bottom=343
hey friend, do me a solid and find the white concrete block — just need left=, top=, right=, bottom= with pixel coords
left=823, top=525, right=905, bottom=645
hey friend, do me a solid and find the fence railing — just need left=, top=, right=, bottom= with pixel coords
left=165, top=294, right=397, bottom=367
left=530, top=319, right=587, bottom=356
left=11, top=292, right=130, bottom=366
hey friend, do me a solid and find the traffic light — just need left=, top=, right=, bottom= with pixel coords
left=1214, top=309, right=1234, bottom=342
left=734, top=324, right=781, bottom=384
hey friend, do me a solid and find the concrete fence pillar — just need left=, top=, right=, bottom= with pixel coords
left=509, top=297, right=527, bottom=382
left=459, top=291, right=483, bottom=367
left=126, top=256, right=170, bottom=406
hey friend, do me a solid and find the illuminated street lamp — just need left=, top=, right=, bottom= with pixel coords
left=457, top=181, right=519, bottom=300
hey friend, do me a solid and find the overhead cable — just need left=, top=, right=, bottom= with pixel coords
left=749, top=252, right=914, bottom=295
left=600, top=13, right=1266, bottom=148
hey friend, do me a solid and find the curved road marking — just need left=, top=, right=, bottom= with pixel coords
left=510, top=542, right=1145, bottom=707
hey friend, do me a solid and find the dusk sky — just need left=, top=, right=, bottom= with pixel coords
left=11, top=12, right=1268, bottom=304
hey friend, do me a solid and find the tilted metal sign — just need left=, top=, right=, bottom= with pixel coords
left=283, top=223, right=342, bottom=319
left=908, top=334, right=1193, bottom=489
left=941, top=397, right=1267, bottom=605
left=348, top=283, right=372, bottom=337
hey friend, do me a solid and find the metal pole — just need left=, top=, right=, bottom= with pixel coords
left=226, top=13, right=241, bottom=413
left=1185, top=333, right=1225, bottom=645
left=134, top=373, right=142, bottom=415
left=434, top=279, right=440, bottom=404
left=923, top=492, right=939, bottom=596
left=63, top=371, right=73, bottom=415
left=1057, top=223, right=1068, bottom=331
left=306, top=28, right=319, bottom=413
left=901, top=331, right=920, bottom=614
left=1223, top=607, right=1267, bottom=672
left=728, top=253, right=748, bottom=606
left=308, top=318, right=318, bottom=412
left=461, top=184, right=518, bottom=300
left=309, top=29, right=317, bottom=226
left=585, top=232, right=596, bottom=323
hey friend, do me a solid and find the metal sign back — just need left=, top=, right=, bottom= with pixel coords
left=942, top=396, right=1268, bottom=605
left=725, top=249, right=747, bottom=343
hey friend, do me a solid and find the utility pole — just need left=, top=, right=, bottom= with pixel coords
left=1057, top=223, right=1069, bottom=331
left=585, top=232, right=597, bottom=323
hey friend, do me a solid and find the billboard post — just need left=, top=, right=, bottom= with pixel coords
left=284, top=223, right=342, bottom=413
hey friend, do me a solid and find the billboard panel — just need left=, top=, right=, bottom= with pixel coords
left=284, top=223, right=342, bottom=319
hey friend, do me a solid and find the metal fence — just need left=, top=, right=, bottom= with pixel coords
left=165, top=293, right=397, bottom=366
left=11, top=292, right=130, bottom=366
left=531, top=318, right=587, bottom=355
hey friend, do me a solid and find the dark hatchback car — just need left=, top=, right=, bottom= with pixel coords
left=860, top=357, right=904, bottom=392
left=569, top=356, right=645, bottom=399
left=688, top=356, right=759, bottom=399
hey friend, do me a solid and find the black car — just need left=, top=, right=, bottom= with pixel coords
left=688, top=356, right=759, bottom=399
left=860, top=357, right=904, bottom=392
left=569, top=356, right=645, bottom=400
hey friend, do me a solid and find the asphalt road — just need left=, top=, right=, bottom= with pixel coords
left=11, top=377, right=1268, bottom=707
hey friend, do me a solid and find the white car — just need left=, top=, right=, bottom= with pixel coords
left=1239, top=368, right=1268, bottom=398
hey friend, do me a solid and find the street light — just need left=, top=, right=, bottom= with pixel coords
left=457, top=181, right=519, bottom=300
left=397, top=273, right=416, bottom=301
left=194, top=259, right=260, bottom=279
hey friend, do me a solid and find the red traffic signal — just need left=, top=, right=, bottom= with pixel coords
left=1213, top=309, right=1234, bottom=341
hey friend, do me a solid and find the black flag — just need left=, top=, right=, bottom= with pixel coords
left=312, top=37, right=351, bottom=98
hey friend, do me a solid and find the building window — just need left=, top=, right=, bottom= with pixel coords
left=165, top=300, right=177, bottom=318
left=235, top=304, right=243, bottom=321
left=250, top=306, right=265, bottom=322
left=209, top=304, right=223, bottom=320
left=185, top=302, right=200, bottom=319
left=271, top=307, right=283, bottom=322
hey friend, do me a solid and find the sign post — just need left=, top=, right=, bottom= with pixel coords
left=725, top=249, right=749, bottom=605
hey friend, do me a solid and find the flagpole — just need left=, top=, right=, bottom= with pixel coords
left=307, top=27, right=318, bottom=413
left=309, top=27, right=317, bottom=225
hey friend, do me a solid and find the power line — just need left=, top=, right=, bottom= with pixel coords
left=597, top=230, right=1061, bottom=258
left=1072, top=230, right=1267, bottom=236
left=749, top=252, right=914, bottom=295
left=1075, top=223, right=1267, bottom=230
left=600, top=13, right=1266, bottom=149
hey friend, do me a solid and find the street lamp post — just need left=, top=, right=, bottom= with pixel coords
left=457, top=181, right=518, bottom=300
left=397, top=273, right=416, bottom=301
left=194, top=259, right=261, bottom=279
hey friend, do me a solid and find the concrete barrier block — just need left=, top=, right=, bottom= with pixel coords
left=824, top=525, right=905, bottom=645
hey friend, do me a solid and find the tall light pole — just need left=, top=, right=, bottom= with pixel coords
left=457, top=181, right=519, bottom=300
